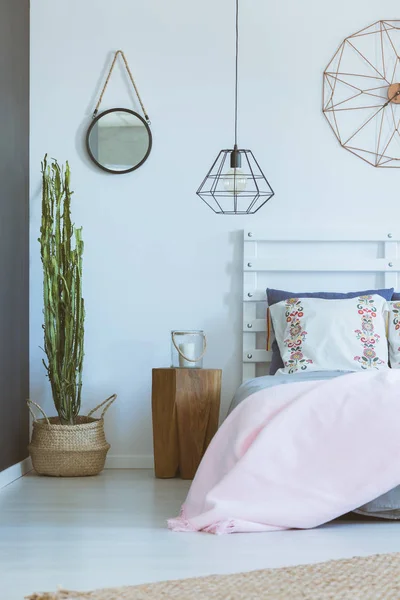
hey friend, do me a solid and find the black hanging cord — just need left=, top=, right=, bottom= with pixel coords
left=234, top=0, right=239, bottom=147
left=230, top=0, right=241, bottom=168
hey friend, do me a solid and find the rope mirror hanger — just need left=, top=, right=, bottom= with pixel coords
left=86, top=50, right=152, bottom=175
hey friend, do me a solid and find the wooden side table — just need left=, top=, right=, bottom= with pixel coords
left=151, top=368, right=222, bottom=479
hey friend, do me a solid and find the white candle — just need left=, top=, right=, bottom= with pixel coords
left=179, top=342, right=196, bottom=368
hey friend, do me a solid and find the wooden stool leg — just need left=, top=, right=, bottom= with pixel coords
left=152, top=370, right=179, bottom=478
left=204, top=373, right=222, bottom=449
left=176, top=370, right=221, bottom=479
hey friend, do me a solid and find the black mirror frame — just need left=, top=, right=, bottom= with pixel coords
left=86, top=108, right=152, bottom=174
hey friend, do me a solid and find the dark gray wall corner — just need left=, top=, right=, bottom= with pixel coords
left=0, top=0, right=30, bottom=472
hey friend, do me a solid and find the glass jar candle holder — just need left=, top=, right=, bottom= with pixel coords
left=171, top=330, right=206, bottom=368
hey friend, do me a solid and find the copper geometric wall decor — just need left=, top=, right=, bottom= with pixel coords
left=323, top=20, right=400, bottom=167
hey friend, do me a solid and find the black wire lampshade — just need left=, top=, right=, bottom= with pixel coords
left=196, top=148, right=274, bottom=215
left=196, top=0, right=274, bottom=215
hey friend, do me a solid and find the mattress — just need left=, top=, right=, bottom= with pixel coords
left=228, top=371, right=400, bottom=520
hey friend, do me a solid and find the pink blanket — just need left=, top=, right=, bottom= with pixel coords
left=168, top=370, right=400, bottom=534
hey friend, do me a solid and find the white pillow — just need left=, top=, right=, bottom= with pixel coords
left=269, top=295, right=389, bottom=374
left=387, top=301, right=400, bottom=368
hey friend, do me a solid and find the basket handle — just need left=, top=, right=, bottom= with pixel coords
left=87, top=394, right=117, bottom=420
left=27, top=400, right=51, bottom=425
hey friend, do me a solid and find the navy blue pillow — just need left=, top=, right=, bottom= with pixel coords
left=267, top=287, right=394, bottom=375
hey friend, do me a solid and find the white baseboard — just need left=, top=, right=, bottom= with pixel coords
left=0, top=456, right=153, bottom=482
left=105, top=455, right=154, bottom=469
left=0, top=457, right=32, bottom=489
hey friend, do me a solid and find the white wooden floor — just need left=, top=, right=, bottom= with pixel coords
left=1, top=470, right=400, bottom=600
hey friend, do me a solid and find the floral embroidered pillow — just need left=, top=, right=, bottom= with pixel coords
left=269, top=295, right=389, bottom=375
left=387, top=301, right=400, bottom=368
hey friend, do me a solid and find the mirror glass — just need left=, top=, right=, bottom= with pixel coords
left=86, top=109, right=152, bottom=174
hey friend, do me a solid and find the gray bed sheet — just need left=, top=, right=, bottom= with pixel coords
left=228, top=370, right=400, bottom=520
left=228, top=370, right=350, bottom=415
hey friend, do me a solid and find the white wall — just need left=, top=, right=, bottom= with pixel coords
left=30, top=0, right=400, bottom=465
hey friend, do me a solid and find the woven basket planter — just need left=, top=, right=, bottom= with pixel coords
left=27, top=395, right=116, bottom=477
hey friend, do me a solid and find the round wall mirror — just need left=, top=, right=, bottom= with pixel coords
left=86, top=108, right=152, bottom=174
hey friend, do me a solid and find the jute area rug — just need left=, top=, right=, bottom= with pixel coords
left=27, top=552, right=400, bottom=600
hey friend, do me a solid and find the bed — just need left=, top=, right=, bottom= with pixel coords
left=241, top=229, right=400, bottom=520
left=169, top=230, right=400, bottom=533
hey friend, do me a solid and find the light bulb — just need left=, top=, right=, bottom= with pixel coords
left=223, top=168, right=247, bottom=194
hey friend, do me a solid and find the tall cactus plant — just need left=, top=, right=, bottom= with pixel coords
left=40, top=155, right=85, bottom=425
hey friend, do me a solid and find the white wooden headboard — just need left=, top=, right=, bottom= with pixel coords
left=242, top=229, right=400, bottom=382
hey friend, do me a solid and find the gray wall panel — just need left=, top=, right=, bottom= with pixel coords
left=0, top=0, right=30, bottom=472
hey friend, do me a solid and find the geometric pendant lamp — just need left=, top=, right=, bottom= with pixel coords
left=196, top=0, right=274, bottom=213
